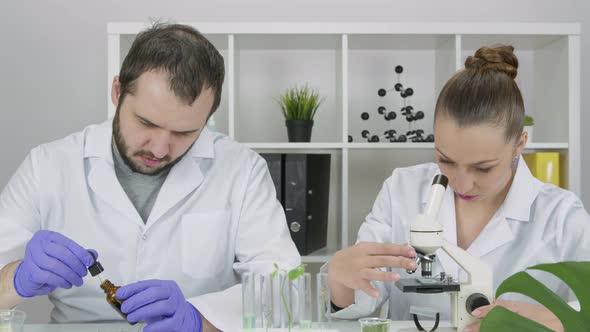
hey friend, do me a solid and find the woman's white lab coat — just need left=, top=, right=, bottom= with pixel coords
left=0, top=120, right=300, bottom=329
left=332, top=158, right=590, bottom=320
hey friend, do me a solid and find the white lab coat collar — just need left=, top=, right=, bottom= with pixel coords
left=83, top=120, right=216, bottom=160
left=188, top=126, right=216, bottom=159
left=501, top=156, right=543, bottom=222
left=83, top=120, right=115, bottom=161
left=82, top=120, right=217, bottom=228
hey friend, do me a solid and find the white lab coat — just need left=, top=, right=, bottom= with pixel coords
left=0, top=120, right=300, bottom=330
left=331, top=157, right=590, bottom=320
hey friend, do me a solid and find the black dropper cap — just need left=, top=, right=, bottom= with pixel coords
left=87, top=250, right=104, bottom=277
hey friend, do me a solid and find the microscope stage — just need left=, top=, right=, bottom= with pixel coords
left=395, top=278, right=460, bottom=294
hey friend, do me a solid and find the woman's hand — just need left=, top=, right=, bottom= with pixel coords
left=328, top=242, right=417, bottom=298
left=464, top=299, right=564, bottom=332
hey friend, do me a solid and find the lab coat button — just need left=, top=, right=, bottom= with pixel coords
left=142, top=234, right=148, bottom=240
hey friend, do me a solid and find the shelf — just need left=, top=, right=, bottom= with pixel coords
left=245, top=142, right=569, bottom=150
left=108, top=22, right=581, bottom=252
left=246, top=143, right=344, bottom=149
left=524, top=143, right=569, bottom=149
left=108, top=22, right=580, bottom=36
left=344, top=142, right=568, bottom=150
left=347, top=35, right=452, bottom=148
left=347, top=143, right=434, bottom=149
left=234, top=33, right=343, bottom=143
left=301, top=247, right=336, bottom=264
left=348, top=34, right=453, bottom=50
left=461, top=35, right=565, bottom=51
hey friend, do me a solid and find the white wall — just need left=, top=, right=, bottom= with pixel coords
left=1, top=0, right=588, bottom=323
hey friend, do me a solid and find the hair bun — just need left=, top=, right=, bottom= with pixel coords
left=464, top=44, right=518, bottom=79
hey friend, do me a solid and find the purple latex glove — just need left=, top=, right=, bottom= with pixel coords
left=117, top=279, right=202, bottom=332
left=13, top=230, right=96, bottom=297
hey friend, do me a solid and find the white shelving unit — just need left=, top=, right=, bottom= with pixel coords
left=107, top=22, right=580, bottom=264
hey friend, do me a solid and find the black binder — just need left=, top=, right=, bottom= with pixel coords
left=260, top=153, right=331, bottom=255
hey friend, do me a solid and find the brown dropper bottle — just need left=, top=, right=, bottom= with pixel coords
left=99, top=279, right=135, bottom=323
left=87, top=251, right=136, bottom=325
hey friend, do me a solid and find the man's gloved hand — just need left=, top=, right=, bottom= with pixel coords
left=117, top=279, right=202, bottom=332
left=13, top=230, right=96, bottom=297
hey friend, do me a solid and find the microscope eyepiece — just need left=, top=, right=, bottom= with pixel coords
left=423, top=175, right=448, bottom=220
left=432, top=174, right=448, bottom=188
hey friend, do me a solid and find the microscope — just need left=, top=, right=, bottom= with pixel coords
left=395, top=174, right=494, bottom=331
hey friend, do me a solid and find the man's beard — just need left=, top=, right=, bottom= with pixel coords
left=112, top=109, right=178, bottom=176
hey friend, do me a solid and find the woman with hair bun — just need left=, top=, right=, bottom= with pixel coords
left=327, top=45, right=588, bottom=332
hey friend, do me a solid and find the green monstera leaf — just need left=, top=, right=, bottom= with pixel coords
left=480, top=261, right=590, bottom=331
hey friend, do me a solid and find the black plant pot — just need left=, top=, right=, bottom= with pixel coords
left=285, top=120, right=314, bottom=142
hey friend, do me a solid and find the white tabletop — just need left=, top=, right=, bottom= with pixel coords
left=23, top=321, right=454, bottom=332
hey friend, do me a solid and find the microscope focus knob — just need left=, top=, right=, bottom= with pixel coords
left=466, top=293, right=491, bottom=314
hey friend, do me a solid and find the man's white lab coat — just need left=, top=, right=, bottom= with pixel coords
left=0, top=120, right=300, bottom=330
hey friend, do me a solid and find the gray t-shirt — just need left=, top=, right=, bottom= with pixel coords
left=112, top=143, right=170, bottom=223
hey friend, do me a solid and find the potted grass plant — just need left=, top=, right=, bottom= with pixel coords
left=524, top=114, right=534, bottom=142
left=276, top=84, right=325, bottom=142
